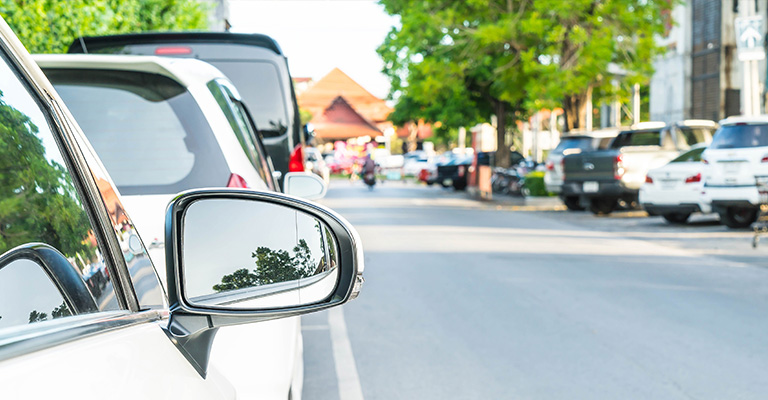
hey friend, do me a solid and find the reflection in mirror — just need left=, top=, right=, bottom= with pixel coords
left=0, top=259, right=72, bottom=329
left=182, top=199, right=339, bottom=309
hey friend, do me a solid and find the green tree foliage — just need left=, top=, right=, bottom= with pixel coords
left=28, top=310, right=48, bottom=323
left=213, top=240, right=320, bottom=293
left=0, top=0, right=210, bottom=54
left=378, top=0, right=675, bottom=149
left=0, top=92, right=94, bottom=258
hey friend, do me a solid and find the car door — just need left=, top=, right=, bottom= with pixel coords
left=0, top=19, right=236, bottom=399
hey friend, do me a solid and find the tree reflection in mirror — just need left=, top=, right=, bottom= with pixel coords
left=183, top=199, right=339, bottom=309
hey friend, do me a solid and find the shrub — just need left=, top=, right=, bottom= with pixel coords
left=523, top=171, right=553, bottom=197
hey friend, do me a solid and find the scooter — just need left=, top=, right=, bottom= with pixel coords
left=363, top=171, right=376, bottom=190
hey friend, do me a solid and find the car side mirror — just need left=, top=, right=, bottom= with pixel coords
left=283, top=172, right=327, bottom=200
left=163, top=189, right=363, bottom=377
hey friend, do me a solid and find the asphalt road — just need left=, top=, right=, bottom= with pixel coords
left=303, top=180, right=768, bottom=400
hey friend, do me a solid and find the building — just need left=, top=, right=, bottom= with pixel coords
left=650, top=0, right=768, bottom=122
left=298, top=68, right=392, bottom=142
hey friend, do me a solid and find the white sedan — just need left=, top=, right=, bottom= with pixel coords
left=639, top=144, right=710, bottom=224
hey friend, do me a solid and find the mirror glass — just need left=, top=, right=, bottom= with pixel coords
left=284, top=172, right=326, bottom=200
left=182, top=199, right=339, bottom=309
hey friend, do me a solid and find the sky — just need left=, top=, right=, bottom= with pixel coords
left=228, top=0, right=400, bottom=100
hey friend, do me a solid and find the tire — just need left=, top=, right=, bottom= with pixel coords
left=662, top=213, right=691, bottom=224
left=453, top=181, right=467, bottom=191
left=719, top=207, right=758, bottom=229
left=589, top=198, right=616, bottom=215
left=426, top=181, right=434, bottom=186
left=563, top=196, right=585, bottom=211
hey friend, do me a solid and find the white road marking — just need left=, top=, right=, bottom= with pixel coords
left=301, top=324, right=330, bottom=331
left=328, top=307, right=364, bottom=400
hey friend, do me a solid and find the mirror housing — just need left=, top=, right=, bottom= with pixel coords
left=163, top=189, right=363, bottom=377
left=283, top=172, right=327, bottom=200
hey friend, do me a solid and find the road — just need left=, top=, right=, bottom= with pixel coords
left=303, top=179, right=768, bottom=399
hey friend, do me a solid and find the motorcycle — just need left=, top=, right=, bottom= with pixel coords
left=363, top=171, right=376, bottom=190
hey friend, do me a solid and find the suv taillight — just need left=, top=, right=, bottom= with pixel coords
left=685, top=173, right=701, bottom=183
left=289, top=144, right=304, bottom=172
left=645, top=175, right=653, bottom=184
left=546, top=161, right=554, bottom=171
left=761, top=155, right=768, bottom=163
left=227, top=173, right=249, bottom=188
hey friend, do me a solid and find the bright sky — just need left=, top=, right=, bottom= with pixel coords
left=228, top=0, right=400, bottom=99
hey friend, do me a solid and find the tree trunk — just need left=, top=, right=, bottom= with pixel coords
left=562, top=93, right=587, bottom=132
left=494, top=100, right=511, bottom=168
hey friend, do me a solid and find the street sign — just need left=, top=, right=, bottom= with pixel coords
left=736, top=16, right=765, bottom=61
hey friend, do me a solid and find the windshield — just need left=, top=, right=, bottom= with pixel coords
left=44, top=69, right=230, bottom=195
left=709, top=124, right=768, bottom=149
left=553, top=137, right=594, bottom=154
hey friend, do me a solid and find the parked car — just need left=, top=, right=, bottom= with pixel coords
left=639, top=143, right=710, bottom=223
left=561, top=120, right=716, bottom=215
left=305, top=146, right=330, bottom=185
left=436, top=153, right=474, bottom=190
left=0, top=17, right=363, bottom=399
left=34, top=53, right=329, bottom=399
left=68, top=32, right=307, bottom=185
left=702, top=116, right=768, bottom=228
left=402, top=150, right=431, bottom=176
left=544, top=128, right=621, bottom=209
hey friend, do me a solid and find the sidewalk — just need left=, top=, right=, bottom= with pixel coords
left=468, top=189, right=566, bottom=211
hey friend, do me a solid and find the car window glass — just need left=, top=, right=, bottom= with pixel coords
left=709, top=124, right=768, bottom=149
left=44, top=69, right=231, bottom=196
left=0, top=55, right=120, bottom=330
left=208, top=80, right=273, bottom=188
left=671, top=147, right=706, bottom=163
left=0, top=259, right=71, bottom=328
left=553, top=137, right=593, bottom=153
left=678, top=127, right=712, bottom=148
left=211, top=61, right=288, bottom=138
left=611, top=131, right=661, bottom=148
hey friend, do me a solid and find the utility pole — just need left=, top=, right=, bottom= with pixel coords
left=736, top=0, right=764, bottom=116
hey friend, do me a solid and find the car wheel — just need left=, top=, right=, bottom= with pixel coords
left=426, top=181, right=434, bottom=186
left=563, top=196, right=585, bottom=211
left=720, top=207, right=758, bottom=229
left=662, top=213, right=691, bottom=224
left=589, top=198, right=616, bottom=215
left=440, top=181, right=450, bottom=188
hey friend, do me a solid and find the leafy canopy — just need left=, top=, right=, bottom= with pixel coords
left=0, top=0, right=210, bottom=54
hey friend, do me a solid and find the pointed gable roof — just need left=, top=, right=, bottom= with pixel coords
left=311, top=96, right=382, bottom=140
left=298, top=68, right=392, bottom=124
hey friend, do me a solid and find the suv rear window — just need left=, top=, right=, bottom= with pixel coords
left=44, top=69, right=230, bottom=195
left=709, top=124, right=768, bottom=149
left=610, top=130, right=661, bottom=148
left=553, top=137, right=594, bottom=154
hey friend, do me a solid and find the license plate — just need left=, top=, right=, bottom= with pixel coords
left=583, top=181, right=599, bottom=193
left=723, top=162, right=741, bottom=174
left=660, top=179, right=677, bottom=189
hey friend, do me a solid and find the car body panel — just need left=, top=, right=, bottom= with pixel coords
left=640, top=154, right=710, bottom=214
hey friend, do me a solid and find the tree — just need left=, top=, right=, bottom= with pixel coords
left=0, top=91, right=95, bottom=259
left=518, top=0, right=674, bottom=131
left=0, top=0, right=210, bottom=54
left=212, top=268, right=259, bottom=293
left=378, top=0, right=534, bottom=167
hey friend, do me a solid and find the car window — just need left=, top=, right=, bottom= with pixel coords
left=208, top=79, right=274, bottom=189
left=671, top=146, right=706, bottom=163
left=211, top=61, right=288, bottom=138
left=553, top=137, right=594, bottom=154
left=709, top=124, right=768, bottom=149
left=677, top=127, right=713, bottom=148
left=0, top=54, right=120, bottom=330
left=611, top=130, right=661, bottom=148
left=43, top=68, right=231, bottom=196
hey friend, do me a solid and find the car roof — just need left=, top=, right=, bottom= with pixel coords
left=562, top=127, right=625, bottom=138
left=675, top=119, right=718, bottom=128
left=718, top=115, right=768, bottom=125
left=68, top=32, right=283, bottom=55
left=33, top=54, right=227, bottom=88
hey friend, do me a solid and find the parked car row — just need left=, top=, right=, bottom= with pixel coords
left=547, top=117, right=768, bottom=229
left=0, top=18, right=364, bottom=400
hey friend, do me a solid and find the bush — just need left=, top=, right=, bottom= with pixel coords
left=523, top=171, right=553, bottom=197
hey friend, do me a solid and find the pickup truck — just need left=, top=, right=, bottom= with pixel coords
left=561, top=120, right=717, bottom=215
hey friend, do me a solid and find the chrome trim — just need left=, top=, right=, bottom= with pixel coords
left=0, top=310, right=162, bottom=361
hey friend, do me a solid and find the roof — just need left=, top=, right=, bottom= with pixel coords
left=312, top=96, right=382, bottom=140
left=68, top=32, right=283, bottom=55
left=33, top=54, right=227, bottom=88
left=719, top=115, right=768, bottom=125
left=298, top=68, right=391, bottom=123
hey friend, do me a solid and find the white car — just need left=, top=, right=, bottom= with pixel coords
left=35, top=53, right=324, bottom=399
left=402, top=150, right=431, bottom=176
left=1, top=17, right=362, bottom=400
left=702, top=115, right=768, bottom=228
left=639, top=144, right=710, bottom=223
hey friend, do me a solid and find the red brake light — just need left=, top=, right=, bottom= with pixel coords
left=458, top=165, right=466, bottom=177
left=546, top=161, right=554, bottom=171
left=761, top=155, right=768, bottom=163
left=155, top=46, right=192, bottom=55
left=227, top=173, right=249, bottom=188
left=289, top=144, right=305, bottom=172
left=645, top=175, right=653, bottom=184
left=685, top=173, right=702, bottom=183
left=614, top=154, right=625, bottom=180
